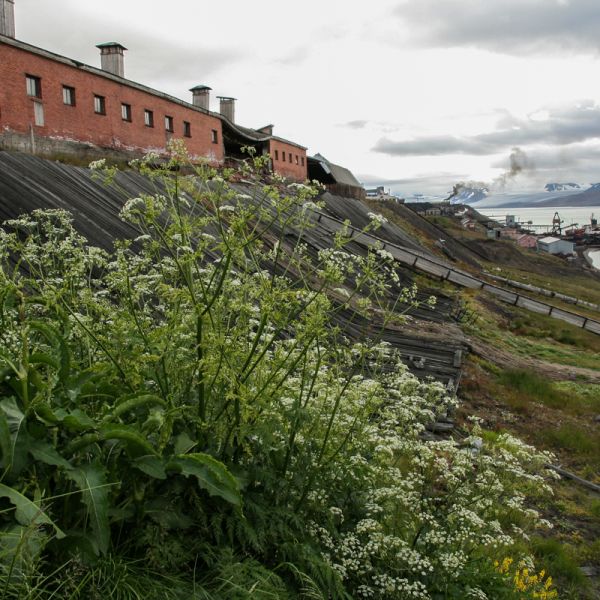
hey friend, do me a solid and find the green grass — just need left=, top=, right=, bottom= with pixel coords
left=494, top=265, right=600, bottom=308
left=554, top=382, right=600, bottom=415
left=497, top=369, right=564, bottom=408
left=590, top=500, right=600, bottom=520
left=538, top=424, right=600, bottom=457
left=507, top=312, right=600, bottom=354
left=496, top=371, right=600, bottom=416
left=531, top=537, right=590, bottom=594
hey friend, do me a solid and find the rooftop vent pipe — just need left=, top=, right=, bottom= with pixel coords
left=96, top=42, right=127, bottom=78
left=190, top=85, right=212, bottom=111
left=0, top=0, right=15, bottom=38
left=217, top=96, right=236, bottom=123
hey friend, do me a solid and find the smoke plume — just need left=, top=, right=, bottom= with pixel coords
left=445, top=180, right=488, bottom=202
left=446, top=147, right=534, bottom=200
left=492, top=147, right=534, bottom=190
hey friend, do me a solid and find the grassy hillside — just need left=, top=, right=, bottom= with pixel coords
left=383, top=205, right=600, bottom=599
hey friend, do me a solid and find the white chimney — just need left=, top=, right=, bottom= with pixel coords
left=217, top=96, right=236, bottom=123
left=0, top=0, right=15, bottom=38
left=190, top=85, right=211, bottom=111
left=96, top=42, right=127, bottom=78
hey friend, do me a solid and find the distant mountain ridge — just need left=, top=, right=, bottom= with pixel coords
left=449, top=182, right=600, bottom=208
left=544, top=183, right=581, bottom=192
left=449, top=186, right=489, bottom=204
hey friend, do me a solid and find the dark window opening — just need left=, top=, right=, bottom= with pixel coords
left=282, top=152, right=286, bottom=162
left=289, top=152, right=292, bottom=162
left=295, top=155, right=299, bottom=165
left=211, top=129, right=218, bottom=144
left=94, top=95, right=106, bottom=115
left=183, top=121, right=191, bottom=137
left=26, top=75, right=42, bottom=98
left=274, top=149, right=279, bottom=160
left=144, top=109, right=154, bottom=127
left=62, top=85, right=76, bottom=106
left=121, top=103, right=132, bottom=122
left=301, top=156, right=305, bottom=167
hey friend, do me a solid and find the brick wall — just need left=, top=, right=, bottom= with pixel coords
left=0, top=41, right=224, bottom=162
left=269, top=139, right=307, bottom=181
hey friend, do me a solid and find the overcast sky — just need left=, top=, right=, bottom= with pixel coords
left=13, top=0, right=600, bottom=197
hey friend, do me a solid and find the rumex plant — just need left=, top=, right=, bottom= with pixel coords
left=0, top=144, right=557, bottom=598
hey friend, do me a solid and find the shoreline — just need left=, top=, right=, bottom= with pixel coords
left=583, top=247, right=600, bottom=271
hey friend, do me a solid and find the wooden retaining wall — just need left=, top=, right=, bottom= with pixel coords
left=310, top=210, right=600, bottom=337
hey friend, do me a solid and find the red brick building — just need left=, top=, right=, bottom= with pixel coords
left=0, top=37, right=225, bottom=163
left=220, top=119, right=307, bottom=182
left=0, top=4, right=307, bottom=180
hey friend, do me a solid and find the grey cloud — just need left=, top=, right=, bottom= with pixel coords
left=358, top=172, right=468, bottom=196
left=373, top=135, right=492, bottom=156
left=373, top=102, right=600, bottom=156
left=394, top=0, right=600, bottom=55
left=274, top=46, right=311, bottom=66
left=491, top=143, right=600, bottom=170
left=341, top=120, right=369, bottom=129
left=18, top=1, right=242, bottom=88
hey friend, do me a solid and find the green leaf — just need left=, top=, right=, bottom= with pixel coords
left=167, top=453, right=242, bottom=508
left=107, top=394, right=167, bottom=422
left=63, top=409, right=95, bottom=432
left=144, top=498, right=194, bottom=529
left=0, top=483, right=65, bottom=539
left=67, top=425, right=156, bottom=458
left=29, top=440, right=72, bottom=469
left=29, top=352, right=59, bottom=371
left=0, top=397, right=29, bottom=476
left=133, top=455, right=166, bottom=479
left=0, top=524, right=47, bottom=577
left=65, top=463, right=111, bottom=555
left=29, top=321, right=71, bottom=382
left=100, top=425, right=157, bottom=457
left=33, top=401, right=60, bottom=425
left=173, top=431, right=196, bottom=455
left=0, top=411, right=11, bottom=470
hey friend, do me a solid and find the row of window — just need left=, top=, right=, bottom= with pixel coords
left=25, top=74, right=218, bottom=143
left=273, top=149, right=304, bottom=167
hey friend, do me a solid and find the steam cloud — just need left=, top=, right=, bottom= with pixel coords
left=492, top=147, right=535, bottom=190
left=446, top=147, right=534, bottom=200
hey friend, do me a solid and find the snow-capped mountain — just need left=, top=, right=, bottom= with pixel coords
left=544, top=183, right=581, bottom=192
left=448, top=186, right=488, bottom=204
left=448, top=182, right=600, bottom=208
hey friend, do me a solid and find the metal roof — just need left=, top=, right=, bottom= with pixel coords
left=96, top=42, right=128, bottom=50
left=219, top=114, right=307, bottom=149
left=311, top=153, right=363, bottom=188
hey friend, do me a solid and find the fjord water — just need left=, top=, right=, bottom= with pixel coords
left=478, top=206, right=600, bottom=228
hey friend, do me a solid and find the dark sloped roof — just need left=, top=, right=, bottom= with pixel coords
left=220, top=116, right=270, bottom=142
left=219, top=115, right=307, bottom=149
left=311, top=153, right=362, bottom=188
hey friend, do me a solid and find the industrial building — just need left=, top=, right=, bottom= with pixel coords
left=307, top=153, right=366, bottom=200
left=537, top=236, right=575, bottom=255
left=0, top=0, right=307, bottom=179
